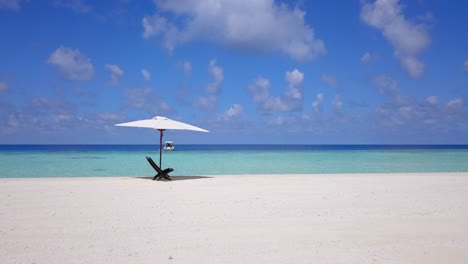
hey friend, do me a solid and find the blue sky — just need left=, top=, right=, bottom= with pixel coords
left=0, top=0, right=467, bottom=144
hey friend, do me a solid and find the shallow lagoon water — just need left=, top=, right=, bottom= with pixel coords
left=1, top=145, right=468, bottom=178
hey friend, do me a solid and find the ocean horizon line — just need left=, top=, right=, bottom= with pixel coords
left=2, top=144, right=468, bottom=153
left=2, top=143, right=468, bottom=146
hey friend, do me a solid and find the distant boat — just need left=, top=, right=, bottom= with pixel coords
left=163, top=141, right=175, bottom=151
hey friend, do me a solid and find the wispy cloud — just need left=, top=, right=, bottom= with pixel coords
left=53, top=0, right=92, bottom=13
left=223, top=104, right=243, bottom=119
left=320, top=74, right=340, bottom=88
left=141, top=68, right=151, bottom=80
left=264, top=114, right=315, bottom=134
left=426, top=96, right=438, bottom=105
left=194, top=95, right=217, bottom=111
left=247, top=69, right=304, bottom=114
left=372, top=74, right=465, bottom=127
left=124, top=87, right=173, bottom=115
left=183, top=61, right=192, bottom=75
left=312, top=93, right=324, bottom=114
left=361, top=0, right=430, bottom=78
left=332, top=95, right=344, bottom=113
left=447, top=98, right=463, bottom=109
left=1, top=96, right=78, bottom=135
left=74, top=87, right=95, bottom=98
left=205, top=59, right=223, bottom=94
left=0, top=92, right=130, bottom=140
left=361, top=51, right=376, bottom=64
left=0, top=81, right=8, bottom=93
left=373, top=74, right=400, bottom=97
left=105, top=64, right=124, bottom=86
left=0, top=0, right=22, bottom=10
left=193, top=59, right=224, bottom=111
left=464, top=60, right=468, bottom=72
left=142, top=0, right=325, bottom=61
left=47, top=46, right=95, bottom=81
left=197, top=104, right=250, bottom=133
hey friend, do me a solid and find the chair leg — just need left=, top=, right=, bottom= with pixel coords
left=152, top=173, right=170, bottom=181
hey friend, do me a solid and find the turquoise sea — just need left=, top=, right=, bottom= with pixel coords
left=1, top=145, right=468, bottom=178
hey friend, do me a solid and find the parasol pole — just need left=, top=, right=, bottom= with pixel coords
left=158, top=129, right=165, bottom=167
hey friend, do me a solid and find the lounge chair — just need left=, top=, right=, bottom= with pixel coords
left=145, top=156, right=174, bottom=181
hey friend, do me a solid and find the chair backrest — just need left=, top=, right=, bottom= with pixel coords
left=146, top=156, right=164, bottom=174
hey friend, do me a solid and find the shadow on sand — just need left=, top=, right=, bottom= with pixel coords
left=134, top=176, right=213, bottom=182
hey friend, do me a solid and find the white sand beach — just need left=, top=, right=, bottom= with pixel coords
left=1, top=173, right=468, bottom=264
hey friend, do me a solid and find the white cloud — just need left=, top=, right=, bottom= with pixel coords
left=0, top=0, right=22, bottom=10
left=361, top=52, right=374, bottom=63
left=74, top=87, right=94, bottom=98
left=464, top=60, right=468, bottom=72
left=373, top=74, right=399, bottom=96
left=448, top=98, right=463, bottom=109
left=125, top=87, right=152, bottom=109
left=285, top=69, right=304, bottom=100
left=194, top=95, right=217, bottom=111
left=124, top=87, right=172, bottom=115
left=141, top=69, right=151, bottom=80
left=312, top=93, right=324, bottom=114
left=247, top=77, right=270, bottom=103
left=267, top=116, right=285, bottom=126
left=332, top=95, right=344, bottom=112
left=183, top=61, right=192, bottom=75
left=205, top=59, right=223, bottom=94
left=361, top=0, right=430, bottom=77
left=98, top=113, right=122, bottom=122
left=143, top=0, right=325, bottom=61
left=373, top=74, right=413, bottom=107
left=226, top=104, right=242, bottom=118
left=372, top=75, right=465, bottom=128
left=286, top=69, right=304, bottom=86
left=247, top=69, right=304, bottom=114
left=0, top=81, right=8, bottom=92
left=426, top=96, right=438, bottom=105
left=47, top=46, right=95, bottom=81
left=142, top=15, right=182, bottom=51
left=220, top=103, right=243, bottom=120
left=105, top=64, right=124, bottom=86
left=320, top=73, right=340, bottom=88
left=1, top=96, right=80, bottom=133
left=0, top=93, right=132, bottom=138
left=265, top=114, right=313, bottom=129
left=399, top=56, right=425, bottom=77
left=376, top=96, right=466, bottom=128
left=53, top=0, right=92, bottom=13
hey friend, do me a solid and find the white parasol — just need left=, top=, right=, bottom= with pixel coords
left=115, top=116, right=209, bottom=167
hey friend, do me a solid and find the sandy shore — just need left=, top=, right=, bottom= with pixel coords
left=1, top=173, right=468, bottom=263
